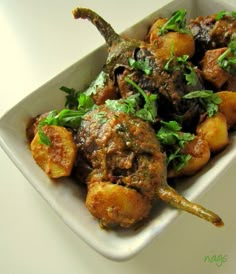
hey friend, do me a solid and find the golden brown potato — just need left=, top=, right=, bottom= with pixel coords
left=200, top=48, right=230, bottom=89
left=196, top=113, right=229, bottom=153
left=86, top=181, right=151, bottom=228
left=147, top=18, right=195, bottom=59
left=31, top=125, right=77, bottom=178
left=168, top=136, right=210, bottom=178
left=217, top=91, right=236, bottom=128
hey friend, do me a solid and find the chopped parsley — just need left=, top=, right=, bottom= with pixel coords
left=164, top=51, right=198, bottom=86
left=215, top=10, right=236, bottom=20
left=94, top=111, right=108, bottom=124
left=60, top=86, right=80, bottom=109
left=183, top=90, right=222, bottom=117
left=217, top=38, right=236, bottom=76
left=38, top=93, right=95, bottom=145
left=105, top=78, right=158, bottom=122
left=128, top=57, right=152, bottom=75
left=124, top=77, right=157, bottom=122
left=105, top=94, right=140, bottom=115
left=156, top=120, right=194, bottom=171
left=84, top=71, right=107, bottom=96
left=158, top=9, right=190, bottom=35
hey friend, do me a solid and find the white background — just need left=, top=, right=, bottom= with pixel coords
left=0, top=0, right=235, bottom=273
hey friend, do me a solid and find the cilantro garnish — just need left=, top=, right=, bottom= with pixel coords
left=38, top=93, right=95, bottom=145
left=124, top=77, right=157, bottom=122
left=164, top=52, right=198, bottom=86
left=183, top=90, right=222, bottom=117
left=184, top=66, right=198, bottom=86
left=105, top=78, right=158, bottom=122
left=128, top=57, right=152, bottom=75
left=105, top=94, right=140, bottom=115
left=158, top=9, right=190, bottom=35
left=94, top=111, right=108, bottom=124
left=60, top=86, right=80, bottom=109
left=217, top=38, right=236, bottom=76
left=84, top=71, right=107, bottom=96
left=215, top=10, right=236, bottom=21
left=156, top=120, right=194, bottom=171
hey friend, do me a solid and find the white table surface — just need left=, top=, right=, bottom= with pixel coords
left=0, top=0, right=236, bottom=273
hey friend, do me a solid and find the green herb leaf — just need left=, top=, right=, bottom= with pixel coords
left=184, top=67, right=198, bottom=86
left=38, top=93, right=95, bottom=145
left=168, top=149, right=192, bottom=171
left=176, top=54, right=189, bottom=64
left=160, top=120, right=181, bottom=131
left=218, top=38, right=236, bottom=76
left=128, top=57, right=152, bottom=75
left=156, top=120, right=194, bottom=170
left=183, top=90, right=222, bottom=117
left=94, top=111, right=108, bottom=124
left=60, top=86, right=80, bottom=109
left=78, top=93, right=95, bottom=112
left=105, top=94, right=140, bottom=115
left=158, top=9, right=190, bottom=35
left=157, top=126, right=179, bottom=146
left=85, top=71, right=107, bottom=96
left=164, top=53, right=198, bottom=86
left=38, top=110, right=58, bottom=146
left=157, top=120, right=194, bottom=147
left=124, top=77, right=158, bottom=122
left=215, top=10, right=236, bottom=20
left=164, top=44, right=175, bottom=72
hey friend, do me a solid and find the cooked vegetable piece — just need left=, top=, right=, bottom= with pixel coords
left=189, top=12, right=236, bottom=61
left=72, top=7, right=204, bottom=132
left=217, top=91, right=236, bottom=128
left=28, top=8, right=235, bottom=229
left=31, top=125, right=77, bottom=178
left=77, top=105, right=223, bottom=227
left=196, top=112, right=229, bottom=153
left=200, top=48, right=231, bottom=89
left=147, top=17, right=195, bottom=59
left=86, top=181, right=151, bottom=228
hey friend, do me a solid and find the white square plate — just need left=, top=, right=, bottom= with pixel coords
left=0, top=0, right=235, bottom=261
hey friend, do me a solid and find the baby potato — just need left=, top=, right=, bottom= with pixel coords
left=147, top=18, right=195, bottom=59
left=196, top=113, right=229, bottom=153
left=147, top=18, right=167, bottom=43
left=86, top=181, right=151, bottom=228
left=217, top=91, right=236, bottom=128
left=31, top=125, right=77, bottom=178
left=168, top=136, right=210, bottom=178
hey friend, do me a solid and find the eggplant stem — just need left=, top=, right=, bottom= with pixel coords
left=157, top=184, right=224, bottom=227
left=72, top=7, right=120, bottom=47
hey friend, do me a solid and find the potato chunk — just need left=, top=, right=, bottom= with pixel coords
left=200, top=48, right=230, bottom=89
left=30, top=125, right=77, bottom=178
left=196, top=113, right=229, bottom=153
left=86, top=181, right=151, bottom=228
left=147, top=18, right=195, bottom=59
left=217, top=91, right=236, bottom=128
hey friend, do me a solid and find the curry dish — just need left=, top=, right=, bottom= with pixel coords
left=27, top=8, right=236, bottom=228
